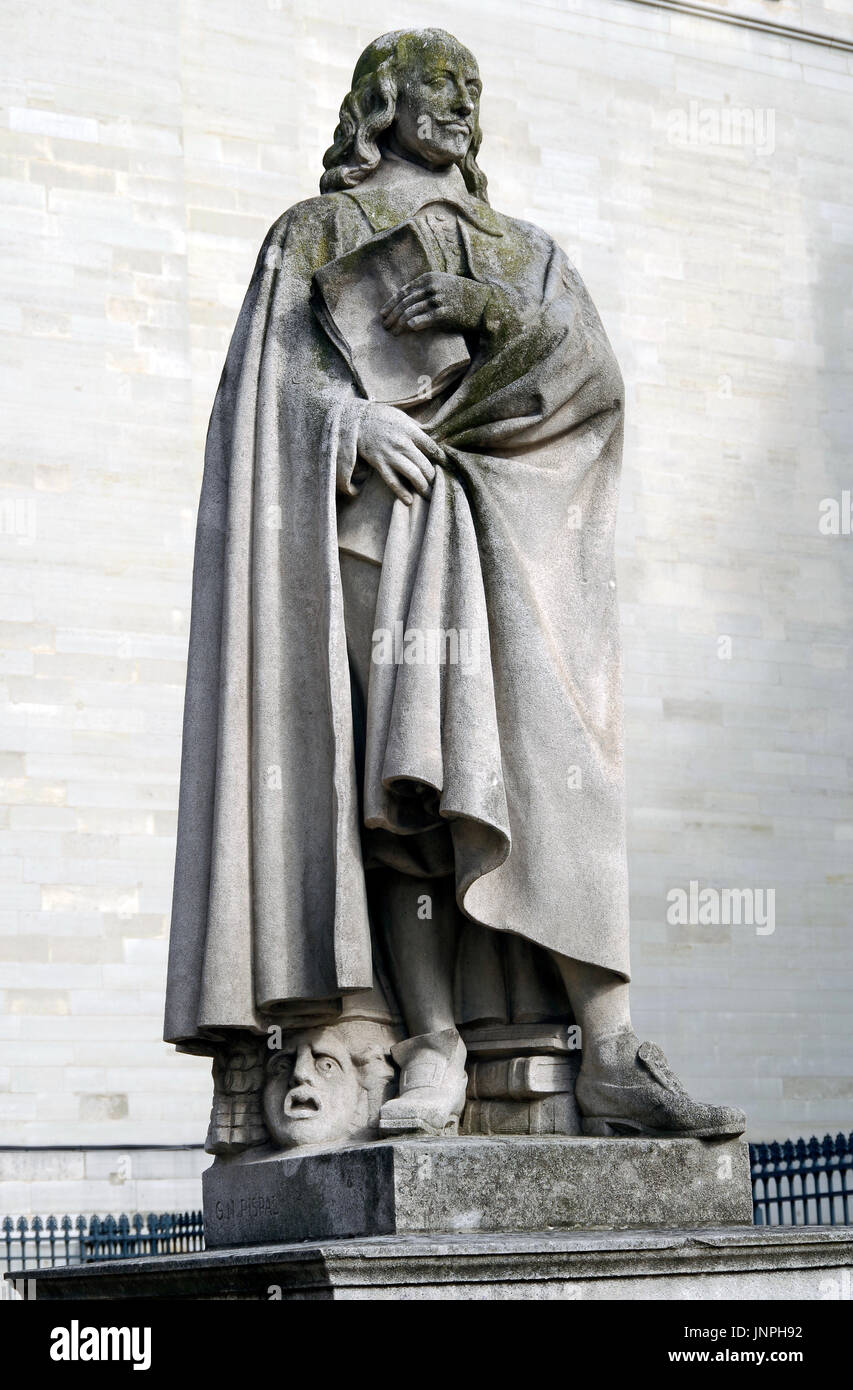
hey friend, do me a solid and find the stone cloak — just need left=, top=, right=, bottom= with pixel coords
left=164, top=160, right=629, bottom=1049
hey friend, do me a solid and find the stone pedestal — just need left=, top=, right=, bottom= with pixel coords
left=22, top=1135, right=827, bottom=1302
left=203, top=1135, right=753, bottom=1247
left=19, top=1227, right=853, bottom=1301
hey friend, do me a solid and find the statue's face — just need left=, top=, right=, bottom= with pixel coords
left=263, top=1028, right=364, bottom=1148
left=390, top=39, right=481, bottom=167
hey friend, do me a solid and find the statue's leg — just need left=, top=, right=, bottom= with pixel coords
left=339, top=548, right=467, bottom=1135
left=554, top=956, right=632, bottom=1052
left=554, top=955, right=745, bottom=1138
left=369, top=868, right=468, bottom=1136
left=371, top=869, right=458, bottom=1036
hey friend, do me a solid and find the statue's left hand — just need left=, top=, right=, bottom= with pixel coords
left=380, top=272, right=492, bottom=336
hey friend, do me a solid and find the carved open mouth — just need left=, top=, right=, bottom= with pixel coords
left=284, top=1086, right=321, bottom=1119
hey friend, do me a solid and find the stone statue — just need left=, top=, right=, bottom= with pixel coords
left=263, top=1020, right=397, bottom=1149
left=164, top=27, right=745, bottom=1153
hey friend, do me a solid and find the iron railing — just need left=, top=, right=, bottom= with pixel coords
left=750, top=1131, right=852, bottom=1227
left=1, top=1210, right=204, bottom=1274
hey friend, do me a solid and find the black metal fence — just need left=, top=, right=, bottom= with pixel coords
left=1, top=1211, right=204, bottom=1274
left=750, top=1131, right=853, bottom=1227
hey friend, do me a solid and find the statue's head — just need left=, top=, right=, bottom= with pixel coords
left=262, top=1020, right=396, bottom=1148
left=321, top=28, right=487, bottom=202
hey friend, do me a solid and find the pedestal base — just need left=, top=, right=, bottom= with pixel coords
left=19, top=1227, right=853, bottom=1301
left=203, top=1135, right=753, bottom=1246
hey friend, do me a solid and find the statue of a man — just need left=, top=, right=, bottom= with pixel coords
left=165, top=28, right=745, bottom=1147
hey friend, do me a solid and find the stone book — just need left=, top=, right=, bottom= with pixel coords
left=312, top=220, right=470, bottom=407
left=460, top=1094, right=581, bottom=1136
left=466, top=1055, right=576, bottom=1100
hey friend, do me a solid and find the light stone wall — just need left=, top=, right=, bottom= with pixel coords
left=0, top=1146, right=208, bottom=1220
left=1, top=0, right=851, bottom=1209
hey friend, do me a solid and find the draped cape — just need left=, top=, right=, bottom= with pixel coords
left=164, top=158, right=629, bottom=1049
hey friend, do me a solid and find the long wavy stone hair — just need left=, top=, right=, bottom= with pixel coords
left=321, top=28, right=489, bottom=204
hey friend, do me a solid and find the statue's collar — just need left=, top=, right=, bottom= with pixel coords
left=340, top=153, right=502, bottom=236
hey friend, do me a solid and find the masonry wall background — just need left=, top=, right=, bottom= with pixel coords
left=1, top=0, right=851, bottom=1209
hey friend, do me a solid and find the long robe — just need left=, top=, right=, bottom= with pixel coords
left=164, top=156, right=629, bottom=1049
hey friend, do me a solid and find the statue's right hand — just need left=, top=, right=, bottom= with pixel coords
left=356, top=402, right=445, bottom=505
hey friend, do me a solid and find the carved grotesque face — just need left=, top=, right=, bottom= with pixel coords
left=390, top=37, right=481, bottom=168
left=263, top=1024, right=394, bottom=1149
